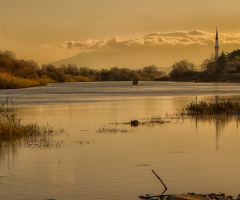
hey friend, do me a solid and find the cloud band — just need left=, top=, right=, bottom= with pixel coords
left=59, top=30, right=240, bottom=50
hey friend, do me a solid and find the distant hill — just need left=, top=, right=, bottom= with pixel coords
left=52, top=49, right=133, bottom=69
left=51, top=45, right=209, bottom=71
left=51, top=48, right=171, bottom=69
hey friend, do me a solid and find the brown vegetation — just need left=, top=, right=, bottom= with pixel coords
left=184, top=100, right=240, bottom=115
left=0, top=99, right=61, bottom=146
left=2, top=48, right=240, bottom=88
left=0, top=50, right=167, bottom=88
left=0, top=73, right=53, bottom=89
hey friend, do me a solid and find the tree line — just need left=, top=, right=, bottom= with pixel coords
left=1, top=49, right=240, bottom=88
left=162, top=49, right=240, bottom=82
left=171, top=49, right=240, bottom=82
left=0, top=50, right=166, bottom=83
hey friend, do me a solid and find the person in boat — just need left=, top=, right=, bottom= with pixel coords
left=132, top=79, right=138, bottom=85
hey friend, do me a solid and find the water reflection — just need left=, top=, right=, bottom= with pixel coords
left=1, top=110, right=240, bottom=199
left=2, top=82, right=240, bottom=199
left=0, top=144, right=18, bottom=169
left=190, top=115, right=240, bottom=151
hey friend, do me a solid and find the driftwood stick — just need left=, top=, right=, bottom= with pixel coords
left=152, top=170, right=168, bottom=194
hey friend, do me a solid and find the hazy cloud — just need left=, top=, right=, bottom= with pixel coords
left=220, top=33, right=240, bottom=45
left=41, top=44, right=53, bottom=48
left=59, top=30, right=240, bottom=50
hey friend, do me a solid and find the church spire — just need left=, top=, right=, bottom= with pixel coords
left=215, top=27, right=219, bottom=61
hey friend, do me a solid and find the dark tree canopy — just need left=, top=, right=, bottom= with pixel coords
left=227, top=49, right=240, bottom=61
left=169, top=60, right=195, bottom=80
left=216, top=52, right=227, bottom=74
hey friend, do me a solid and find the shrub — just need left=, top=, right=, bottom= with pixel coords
left=153, top=76, right=171, bottom=81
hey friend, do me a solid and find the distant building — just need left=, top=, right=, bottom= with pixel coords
left=215, top=27, right=219, bottom=61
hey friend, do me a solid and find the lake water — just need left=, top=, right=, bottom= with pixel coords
left=1, top=82, right=240, bottom=200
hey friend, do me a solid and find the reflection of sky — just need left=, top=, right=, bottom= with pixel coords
left=1, top=82, right=240, bottom=105
left=191, top=116, right=240, bottom=151
left=1, top=110, right=240, bottom=199
left=1, top=82, right=240, bottom=199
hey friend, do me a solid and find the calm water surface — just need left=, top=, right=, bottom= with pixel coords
left=1, top=82, right=240, bottom=200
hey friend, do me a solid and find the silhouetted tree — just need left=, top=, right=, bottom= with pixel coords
left=0, top=51, right=16, bottom=74
left=1, top=51, right=16, bottom=59
left=13, top=60, right=38, bottom=79
left=227, top=49, right=240, bottom=61
left=201, top=54, right=215, bottom=72
left=41, top=64, right=66, bottom=82
left=206, top=62, right=217, bottom=74
left=78, top=67, right=97, bottom=79
left=169, top=60, right=195, bottom=80
left=62, top=64, right=79, bottom=76
left=216, top=51, right=227, bottom=74
left=227, top=56, right=240, bottom=72
left=97, top=68, right=111, bottom=81
left=137, top=65, right=165, bottom=80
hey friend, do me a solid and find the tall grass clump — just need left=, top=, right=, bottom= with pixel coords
left=0, top=73, right=54, bottom=89
left=184, top=100, right=240, bottom=115
left=0, top=99, right=60, bottom=146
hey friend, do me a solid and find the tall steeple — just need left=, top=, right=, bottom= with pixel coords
left=215, top=27, right=219, bottom=61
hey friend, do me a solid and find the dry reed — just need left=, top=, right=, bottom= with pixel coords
left=0, top=73, right=54, bottom=89
left=184, top=100, right=240, bottom=115
left=0, top=98, right=62, bottom=147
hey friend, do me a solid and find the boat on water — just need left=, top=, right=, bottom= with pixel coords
left=132, top=79, right=139, bottom=85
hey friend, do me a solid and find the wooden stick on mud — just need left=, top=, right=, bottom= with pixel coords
left=152, top=170, right=168, bottom=194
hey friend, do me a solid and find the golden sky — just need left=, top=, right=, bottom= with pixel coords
left=1, top=0, right=240, bottom=68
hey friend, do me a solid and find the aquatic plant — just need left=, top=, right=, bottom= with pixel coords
left=0, top=98, right=63, bottom=147
left=136, top=116, right=170, bottom=127
left=97, top=124, right=133, bottom=133
left=184, top=100, right=240, bottom=115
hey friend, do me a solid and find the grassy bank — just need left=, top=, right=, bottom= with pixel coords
left=0, top=99, right=60, bottom=146
left=0, top=73, right=55, bottom=89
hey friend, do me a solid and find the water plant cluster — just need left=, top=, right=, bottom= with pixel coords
left=97, top=124, right=133, bottom=134
left=0, top=99, right=60, bottom=146
left=184, top=100, right=240, bottom=115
